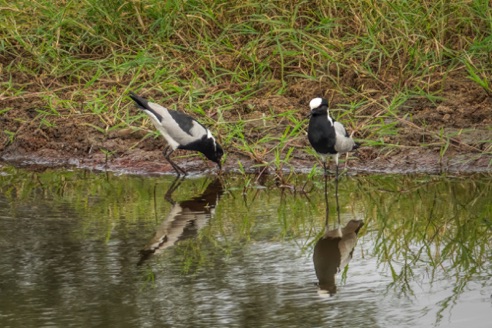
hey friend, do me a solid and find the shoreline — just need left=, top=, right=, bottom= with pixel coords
left=2, top=148, right=490, bottom=176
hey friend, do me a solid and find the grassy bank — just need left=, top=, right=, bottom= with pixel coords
left=1, top=0, right=491, bottom=173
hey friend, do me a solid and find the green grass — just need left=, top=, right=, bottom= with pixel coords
left=1, top=0, right=491, bottom=169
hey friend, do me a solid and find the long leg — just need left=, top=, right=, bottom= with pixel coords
left=334, top=154, right=340, bottom=226
left=322, top=157, right=329, bottom=228
left=322, top=155, right=327, bottom=177
left=165, top=175, right=185, bottom=204
left=334, top=153, right=340, bottom=184
left=163, top=146, right=187, bottom=176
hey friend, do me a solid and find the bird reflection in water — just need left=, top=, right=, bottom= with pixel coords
left=138, top=177, right=224, bottom=265
left=313, top=219, right=364, bottom=296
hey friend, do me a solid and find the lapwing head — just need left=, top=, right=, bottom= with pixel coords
left=202, top=131, right=224, bottom=170
left=346, top=219, right=364, bottom=235
left=308, top=97, right=329, bottom=117
left=213, top=143, right=224, bottom=170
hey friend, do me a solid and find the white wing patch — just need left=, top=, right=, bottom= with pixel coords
left=326, top=112, right=334, bottom=126
left=207, top=129, right=217, bottom=151
left=147, top=101, right=170, bottom=120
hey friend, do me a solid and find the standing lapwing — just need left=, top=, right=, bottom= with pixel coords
left=129, top=92, right=224, bottom=176
left=307, top=97, right=359, bottom=180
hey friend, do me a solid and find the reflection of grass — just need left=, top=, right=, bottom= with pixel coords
left=0, top=166, right=213, bottom=242
left=355, top=174, right=491, bottom=323
left=1, top=166, right=491, bottom=322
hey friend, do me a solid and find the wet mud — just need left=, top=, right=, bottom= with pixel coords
left=1, top=73, right=491, bottom=175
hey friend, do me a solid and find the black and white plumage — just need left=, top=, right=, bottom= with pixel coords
left=307, top=97, right=359, bottom=179
left=129, top=92, right=224, bottom=176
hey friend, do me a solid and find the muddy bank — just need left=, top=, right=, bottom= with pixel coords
left=1, top=74, right=491, bottom=176
left=1, top=119, right=491, bottom=176
left=1, top=144, right=491, bottom=176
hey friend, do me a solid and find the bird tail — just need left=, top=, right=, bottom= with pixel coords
left=353, top=142, right=361, bottom=150
left=129, top=92, right=150, bottom=110
left=129, top=92, right=165, bottom=123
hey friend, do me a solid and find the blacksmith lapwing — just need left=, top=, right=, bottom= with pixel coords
left=307, top=97, right=359, bottom=180
left=129, top=92, right=224, bottom=176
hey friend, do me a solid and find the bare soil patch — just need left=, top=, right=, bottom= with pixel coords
left=1, top=73, right=491, bottom=175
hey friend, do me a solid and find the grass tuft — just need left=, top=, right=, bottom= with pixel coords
left=1, top=0, right=491, bottom=167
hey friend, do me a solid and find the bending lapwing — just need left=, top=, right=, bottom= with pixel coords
left=307, top=97, right=359, bottom=180
left=129, top=92, right=224, bottom=176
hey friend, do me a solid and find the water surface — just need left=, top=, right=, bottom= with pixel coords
left=0, top=167, right=490, bottom=327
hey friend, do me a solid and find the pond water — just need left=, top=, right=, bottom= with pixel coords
left=0, top=166, right=490, bottom=327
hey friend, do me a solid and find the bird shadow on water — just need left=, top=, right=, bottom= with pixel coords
left=313, top=171, right=364, bottom=296
left=312, top=219, right=364, bottom=296
left=137, top=176, right=224, bottom=266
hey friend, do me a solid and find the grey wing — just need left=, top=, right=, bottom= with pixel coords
left=334, top=121, right=349, bottom=138
left=148, top=102, right=208, bottom=145
left=334, top=121, right=356, bottom=153
left=162, top=118, right=208, bottom=146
